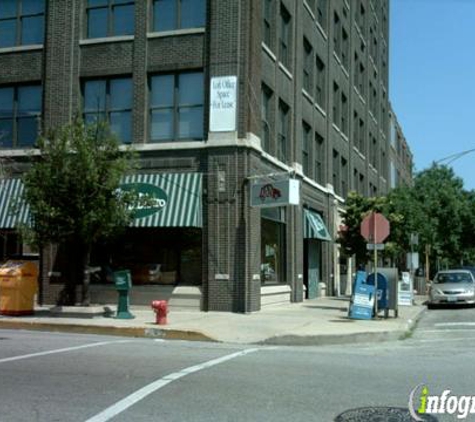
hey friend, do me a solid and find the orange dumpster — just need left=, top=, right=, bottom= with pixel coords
left=0, top=260, right=39, bottom=316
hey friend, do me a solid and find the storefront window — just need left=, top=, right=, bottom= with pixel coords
left=261, top=207, right=286, bottom=285
left=90, top=228, right=202, bottom=286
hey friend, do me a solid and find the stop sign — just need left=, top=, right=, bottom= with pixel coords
left=360, top=212, right=390, bottom=243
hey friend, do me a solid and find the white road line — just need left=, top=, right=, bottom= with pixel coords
left=420, top=328, right=475, bottom=333
left=0, top=340, right=132, bottom=364
left=84, top=348, right=260, bottom=422
left=434, top=322, right=475, bottom=327
left=416, top=337, right=475, bottom=343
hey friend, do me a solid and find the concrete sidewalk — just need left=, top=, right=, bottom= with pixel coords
left=0, top=296, right=427, bottom=346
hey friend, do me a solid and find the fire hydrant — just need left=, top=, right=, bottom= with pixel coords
left=151, top=300, right=168, bottom=325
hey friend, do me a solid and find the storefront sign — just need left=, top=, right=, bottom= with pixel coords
left=119, top=183, right=168, bottom=219
left=250, top=178, right=300, bottom=208
left=209, top=76, right=237, bottom=132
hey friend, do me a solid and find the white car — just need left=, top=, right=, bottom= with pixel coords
left=428, top=269, right=475, bottom=308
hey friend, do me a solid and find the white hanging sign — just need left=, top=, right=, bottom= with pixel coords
left=209, top=76, right=238, bottom=132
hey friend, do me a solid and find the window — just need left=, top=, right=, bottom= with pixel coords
left=341, top=27, right=349, bottom=70
left=353, top=110, right=358, bottom=148
left=341, top=92, right=348, bottom=135
left=315, top=0, right=328, bottom=31
left=333, top=12, right=341, bottom=59
left=357, top=60, right=365, bottom=97
left=390, top=118, right=397, bottom=148
left=83, top=77, right=132, bottom=143
left=381, top=148, right=387, bottom=178
left=356, top=1, right=365, bottom=33
left=279, top=4, right=291, bottom=69
left=261, top=207, right=286, bottom=285
left=314, top=131, right=324, bottom=184
left=332, top=82, right=340, bottom=128
left=358, top=117, right=365, bottom=154
left=341, top=156, right=348, bottom=198
left=86, top=0, right=135, bottom=39
left=303, top=38, right=313, bottom=94
left=302, top=122, right=311, bottom=175
left=359, top=172, right=365, bottom=195
left=153, top=0, right=206, bottom=32
left=150, top=72, right=204, bottom=142
left=0, top=85, right=42, bottom=148
left=277, top=100, right=290, bottom=162
left=315, top=55, right=326, bottom=109
left=261, top=84, right=273, bottom=152
left=262, top=0, right=273, bottom=47
left=0, top=0, right=45, bottom=47
left=332, top=149, right=340, bottom=194
left=370, top=135, right=377, bottom=169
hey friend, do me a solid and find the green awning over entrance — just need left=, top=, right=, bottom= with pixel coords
left=0, top=178, right=29, bottom=229
left=121, top=173, right=203, bottom=228
left=303, top=209, right=331, bottom=241
left=0, top=173, right=203, bottom=230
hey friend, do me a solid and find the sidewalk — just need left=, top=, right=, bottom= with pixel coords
left=0, top=296, right=427, bottom=346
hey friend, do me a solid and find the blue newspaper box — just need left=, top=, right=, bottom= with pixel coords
left=349, top=271, right=375, bottom=320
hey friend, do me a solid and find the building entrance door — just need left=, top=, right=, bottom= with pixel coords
left=306, top=240, right=321, bottom=299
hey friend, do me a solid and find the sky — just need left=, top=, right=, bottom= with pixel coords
left=390, top=0, right=475, bottom=190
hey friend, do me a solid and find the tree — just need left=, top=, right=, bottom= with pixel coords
left=340, top=164, right=475, bottom=277
left=338, top=191, right=387, bottom=266
left=21, top=118, right=139, bottom=305
left=410, top=164, right=471, bottom=272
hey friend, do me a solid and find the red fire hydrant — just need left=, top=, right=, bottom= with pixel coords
left=151, top=300, right=168, bottom=325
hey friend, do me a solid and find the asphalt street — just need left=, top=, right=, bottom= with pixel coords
left=1, top=305, right=475, bottom=422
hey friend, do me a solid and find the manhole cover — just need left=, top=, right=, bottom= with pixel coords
left=335, top=407, right=438, bottom=421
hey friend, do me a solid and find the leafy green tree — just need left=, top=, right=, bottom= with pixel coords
left=338, top=191, right=387, bottom=266
left=21, top=118, right=139, bottom=305
left=341, top=164, right=475, bottom=277
left=410, top=164, right=471, bottom=272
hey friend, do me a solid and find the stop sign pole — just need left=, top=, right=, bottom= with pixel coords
left=360, top=212, right=390, bottom=317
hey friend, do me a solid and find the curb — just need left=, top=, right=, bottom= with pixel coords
left=0, top=306, right=427, bottom=347
left=259, top=307, right=427, bottom=347
left=0, top=320, right=217, bottom=343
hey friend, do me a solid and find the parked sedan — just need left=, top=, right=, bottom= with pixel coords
left=428, top=269, right=475, bottom=308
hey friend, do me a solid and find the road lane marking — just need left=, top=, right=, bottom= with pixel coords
left=84, top=347, right=260, bottom=422
left=0, top=340, right=131, bottom=364
left=416, top=337, right=475, bottom=343
left=419, top=328, right=475, bottom=333
left=434, top=322, right=475, bottom=327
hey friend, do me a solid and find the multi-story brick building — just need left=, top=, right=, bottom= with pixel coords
left=0, top=0, right=412, bottom=312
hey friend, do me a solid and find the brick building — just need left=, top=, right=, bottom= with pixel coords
left=0, top=0, right=412, bottom=312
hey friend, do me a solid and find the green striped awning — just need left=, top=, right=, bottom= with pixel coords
left=0, top=178, right=29, bottom=229
left=0, top=173, right=203, bottom=230
left=303, top=209, right=331, bottom=241
left=121, top=173, right=202, bottom=228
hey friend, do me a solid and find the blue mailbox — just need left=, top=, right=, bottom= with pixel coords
left=366, top=272, right=389, bottom=311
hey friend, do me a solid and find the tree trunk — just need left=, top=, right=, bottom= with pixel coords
left=60, top=239, right=78, bottom=306
left=81, top=243, right=92, bottom=306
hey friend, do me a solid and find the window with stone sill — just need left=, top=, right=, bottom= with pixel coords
left=0, top=84, right=42, bottom=148
left=261, top=84, right=273, bottom=152
left=150, top=71, right=204, bottom=142
left=279, top=3, right=291, bottom=70
left=0, top=0, right=45, bottom=48
left=153, top=0, right=206, bottom=32
left=314, top=131, right=324, bottom=185
left=83, top=77, right=133, bottom=143
left=86, top=0, right=134, bottom=39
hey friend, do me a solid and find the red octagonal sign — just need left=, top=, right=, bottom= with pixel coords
left=360, top=212, right=390, bottom=243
